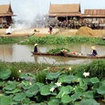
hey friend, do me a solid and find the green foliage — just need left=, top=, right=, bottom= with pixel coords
left=20, top=35, right=105, bottom=45
left=13, top=93, right=26, bottom=102
left=80, top=99, right=99, bottom=105
left=72, top=60, right=105, bottom=80
left=0, top=69, right=11, bottom=80
left=35, top=69, right=48, bottom=83
left=86, top=60, right=105, bottom=80
left=10, top=67, right=20, bottom=80
left=0, top=37, right=23, bottom=44
left=1, top=63, right=105, bottom=104
left=0, top=96, right=12, bottom=105
left=47, top=47, right=70, bottom=54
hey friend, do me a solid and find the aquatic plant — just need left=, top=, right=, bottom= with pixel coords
left=47, top=47, right=70, bottom=54
left=20, top=35, right=105, bottom=45
left=0, top=67, right=105, bottom=105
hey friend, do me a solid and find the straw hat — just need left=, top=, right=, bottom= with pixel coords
left=34, top=43, right=38, bottom=46
left=91, top=46, right=96, bottom=50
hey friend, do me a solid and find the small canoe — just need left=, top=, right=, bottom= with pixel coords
left=32, top=52, right=105, bottom=59
left=32, top=52, right=61, bottom=56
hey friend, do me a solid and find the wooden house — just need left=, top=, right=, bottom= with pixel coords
left=49, top=4, right=81, bottom=21
left=0, top=4, right=13, bottom=28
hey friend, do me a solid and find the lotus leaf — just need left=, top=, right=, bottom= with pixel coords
left=58, top=75, right=74, bottom=83
left=20, top=73, right=35, bottom=80
left=36, top=82, right=44, bottom=88
left=5, top=88, right=21, bottom=94
left=48, top=98, right=60, bottom=105
left=46, top=72, right=61, bottom=80
left=80, top=99, right=99, bottom=105
left=79, top=80, right=88, bottom=91
left=74, top=86, right=84, bottom=94
left=13, top=93, right=26, bottom=102
left=83, top=91, right=94, bottom=99
left=0, top=96, right=12, bottom=105
left=61, top=94, right=71, bottom=104
left=22, top=80, right=31, bottom=89
left=25, top=83, right=39, bottom=97
left=0, top=70, right=11, bottom=80
left=3, top=81, right=17, bottom=91
left=40, top=85, right=51, bottom=96
left=90, top=77, right=99, bottom=84
left=0, top=81, right=4, bottom=87
left=56, top=86, right=72, bottom=98
left=97, top=85, right=105, bottom=95
left=71, top=93, right=82, bottom=101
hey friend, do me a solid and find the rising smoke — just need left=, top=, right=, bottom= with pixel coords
left=10, top=0, right=50, bottom=30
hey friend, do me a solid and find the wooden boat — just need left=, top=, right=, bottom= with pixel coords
left=32, top=52, right=105, bottom=59
left=32, top=52, right=61, bottom=56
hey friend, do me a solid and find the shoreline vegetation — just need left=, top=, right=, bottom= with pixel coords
left=0, top=35, right=105, bottom=45
left=0, top=60, right=105, bottom=104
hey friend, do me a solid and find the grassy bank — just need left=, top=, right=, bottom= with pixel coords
left=0, top=35, right=105, bottom=45
left=0, top=62, right=70, bottom=74
left=1, top=60, right=105, bottom=79
left=0, top=36, right=25, bottom=44
left=20, top=35, right=105, bottom=45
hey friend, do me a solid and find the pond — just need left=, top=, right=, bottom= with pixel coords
left=0, top=44, right=105, bottom=65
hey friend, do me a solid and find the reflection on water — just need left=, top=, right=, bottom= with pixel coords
left=0, top=44, right=105, bottom=64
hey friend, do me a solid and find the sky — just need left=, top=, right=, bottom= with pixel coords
left=0, top=0, right=105, bottom=22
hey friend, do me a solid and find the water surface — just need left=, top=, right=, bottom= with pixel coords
left=0, top=44, right=105, bottom=65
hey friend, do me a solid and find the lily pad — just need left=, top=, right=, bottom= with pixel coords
left=46, top=72, right=61, bottom=80
left=48, top=98, right=60, bottom=105
left=13, top=93, right=26, bottom=102
left=97, top=85, right=105, bottom=95
left=3, top=81, right=17, bottom=91
left=61, top=94, right=71, bottom=104
left=0, top=70, right=11, bottom=80
left=80, top=99, right=99, bottom=105
left=90, top=77, right=99, bottom=84
left=58, top=75, right=74, bottom=84
left=0, top=96, right=12, bottom=105
left=56, top=86, right=72, bottom=98
left=25, top=83, right=39, bottom=97
left=40, top=85, right=51, bottom=96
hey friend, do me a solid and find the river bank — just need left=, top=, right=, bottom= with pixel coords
left=0, top=28, right=105, bottom=37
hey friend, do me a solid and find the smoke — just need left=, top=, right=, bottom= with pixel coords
left=10, top=0, right=50, bottom=30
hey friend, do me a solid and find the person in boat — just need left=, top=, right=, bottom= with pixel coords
left=34, top=43, right=38, bottom=53
left=90, top=46, right=98, bottom=56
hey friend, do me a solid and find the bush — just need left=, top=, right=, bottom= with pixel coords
left=86, top=60, right=105, bottom=80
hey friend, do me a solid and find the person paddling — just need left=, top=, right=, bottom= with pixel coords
left=91, top=46, right=98, bottom=56
left=34, top=44, right=38, bottom=53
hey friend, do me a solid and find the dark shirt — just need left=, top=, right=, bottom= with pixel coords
left=92, top=50, right=97, bottom=56
left=49, top=26, right=52, bottom=31
left=34, top=46, right=38, bottom=53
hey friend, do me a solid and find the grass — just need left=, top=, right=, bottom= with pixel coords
left=0, top=62, right=71, bottom=74
left=0, top=36, right=26, bottom=44
left=0, top=35, right=105, bottom=45
left=20, top=35, right=105, bottom=45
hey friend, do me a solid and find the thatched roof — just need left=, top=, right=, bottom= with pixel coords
left=0, top=4, right=13, bottom=17
left=49, top=4, right=81, bottom=17
left=82, top=9, right=105, bottom=17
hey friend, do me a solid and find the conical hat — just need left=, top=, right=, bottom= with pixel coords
left=91, top=46, right=96, bottom=50
left=34, top=43, right=38, bottom=46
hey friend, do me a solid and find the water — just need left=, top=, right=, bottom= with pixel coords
left=0, top=44, right=105, bottom=65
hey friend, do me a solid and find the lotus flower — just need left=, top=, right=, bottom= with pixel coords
left=55, top=82, right=62, bottom=87
left=83, top=72, right=90, bottom=77
left=50, top=87, right=55, bottom=92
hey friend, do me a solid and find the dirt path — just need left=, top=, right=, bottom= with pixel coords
left=0, top=28, right=105, bottom=38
